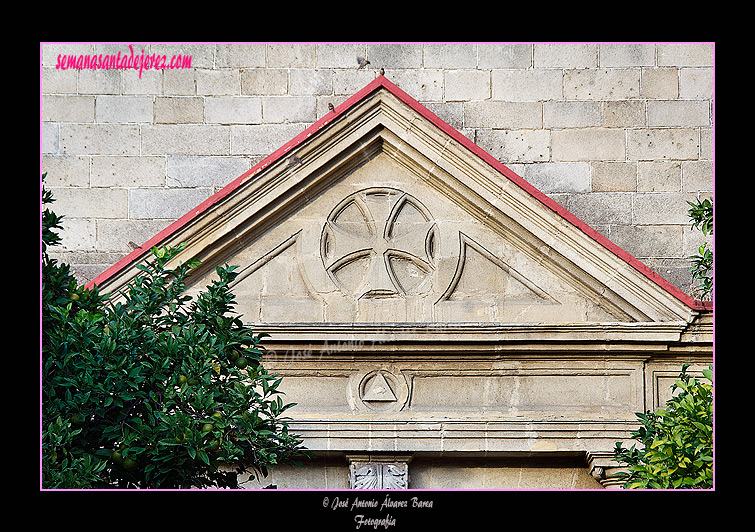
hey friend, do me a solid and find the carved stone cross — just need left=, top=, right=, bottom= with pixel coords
left=321, top=188, right=437, bottom=298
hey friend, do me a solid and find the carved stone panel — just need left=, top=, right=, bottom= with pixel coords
left=348, top=456, right=411, bottom=489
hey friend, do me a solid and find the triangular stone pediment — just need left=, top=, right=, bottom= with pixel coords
left=89, top=76, right=705, bottom=326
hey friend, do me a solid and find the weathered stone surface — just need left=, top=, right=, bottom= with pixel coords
left=42, top=44, right=713, bottom=301
left=81, top=75, right=713, bottom=490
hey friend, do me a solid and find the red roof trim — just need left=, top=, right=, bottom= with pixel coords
left=86, top=76, right=711, bottom=312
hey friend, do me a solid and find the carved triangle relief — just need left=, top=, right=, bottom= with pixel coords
left=439, top=233, right=555, bottom=303
left=361, top=372, right=398, bottom=402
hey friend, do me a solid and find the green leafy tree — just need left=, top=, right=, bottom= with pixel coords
left=612, top=364, right=713, bottom=489
left=687, top=197, right=713, bottom=300
left=42, top=174, right=308, bottom=488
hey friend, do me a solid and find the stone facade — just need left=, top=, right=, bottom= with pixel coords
left=68, top=73, right=713, bottom=489
left=41, top=43, right=714, bottom=298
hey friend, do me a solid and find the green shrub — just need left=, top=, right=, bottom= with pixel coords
left=613, top=364, right=713, bottom=489
left=687, top=197, right=713, bottom=300
left=42, top=175, right=308, bottom=488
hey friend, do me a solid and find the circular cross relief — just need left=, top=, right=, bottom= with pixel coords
left=348, top=368, right=410, bottom=413
left=321, top=188, right=438, bottom=299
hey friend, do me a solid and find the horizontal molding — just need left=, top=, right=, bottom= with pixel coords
left=285, top=417, right=638, bottom=453
left=256, top=321, right=691, bottom=346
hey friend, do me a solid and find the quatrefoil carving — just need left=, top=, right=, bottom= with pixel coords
left=321, top=188, right=437, bottom=298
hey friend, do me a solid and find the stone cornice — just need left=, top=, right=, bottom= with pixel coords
left=255, top=321, right=708, bottom=351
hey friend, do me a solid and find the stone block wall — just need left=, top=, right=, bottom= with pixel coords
left=41, top=43, right=714, bottom=297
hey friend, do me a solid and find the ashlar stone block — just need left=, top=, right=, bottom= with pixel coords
left=552, top=128, right=626, bottom=162
left=91, top=156, right=165, bottom=188
left=627, top=128, right=699, bottom=160
left=60, top=124, right=140, bottom=155
left=141, top=124, right=230, bottom=156
left=563, top=68, right=640, bottom=100
left=153, top=97, right=204, bottom=124
left=96, top=95, right=152, bottom=123
left=129, top=187, right=212, bottom=219
left=50, top=187, right=128, bottom=219
left=43, top=95, right=95, bottom=123
left=475, top=129, right=550, bottom=162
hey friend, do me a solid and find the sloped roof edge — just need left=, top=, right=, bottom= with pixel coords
left=85, top=75, right=711, bottom=312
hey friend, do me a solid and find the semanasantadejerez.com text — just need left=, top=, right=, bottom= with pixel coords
left=55, top=45, right=192, bottom=78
